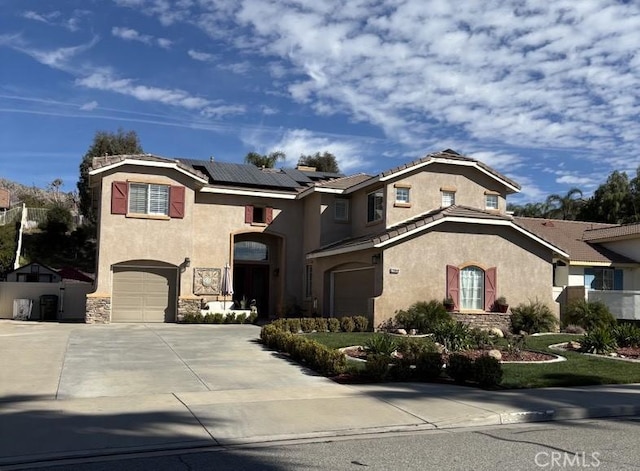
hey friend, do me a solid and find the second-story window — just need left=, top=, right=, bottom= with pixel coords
left=485, top=194, right=499, bottom=210
left=395, top=187, right=410, bottom=204
left=367, top=189, right=384, bottom=223
left=129, top=183, right=169, bottom=215
left=334, top=198, right=349, bottom=221
left=441, top=190, right=456, bottom=207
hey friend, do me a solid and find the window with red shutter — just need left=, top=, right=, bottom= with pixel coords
left=484, top=267, right=497, bottom=311
left=245, top=205, right=254, bottom=223
left=265, top=207, right=273, bottom=224
left=446, top=265, right=460, bottom=310
left=111, top=181, right=128, bottom=215
left=169, top=186, right=185, bottom=218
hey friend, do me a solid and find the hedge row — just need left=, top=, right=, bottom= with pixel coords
left=270, top=315, right=369, bottom=333
left=260, top=323, right=346, bottom=375
left=181, top=311, right=258, bottom=324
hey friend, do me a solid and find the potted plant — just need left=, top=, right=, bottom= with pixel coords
left=443, top=296, right=455, bottom=312
left=494, top=296, right=509, bottom=313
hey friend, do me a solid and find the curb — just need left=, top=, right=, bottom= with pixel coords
left=3, top=406, right=640, bottom=469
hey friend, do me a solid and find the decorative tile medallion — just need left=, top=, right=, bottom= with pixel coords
left=193, top=268, right=221, bottom=295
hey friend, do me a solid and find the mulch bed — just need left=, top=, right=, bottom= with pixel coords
left=616, top=347, right=640, bottom=359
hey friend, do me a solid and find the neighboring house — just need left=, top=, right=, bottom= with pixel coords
left=514, top=218, right=640, bottom=320
left=86, top=149, right=568, bottom=329
left=5, top=262, right=62, bottom=283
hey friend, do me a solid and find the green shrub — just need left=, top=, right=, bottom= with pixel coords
left=300, top=318, right=316, bottom=333
left=470, top=327, right=494, bottom=349
left=365, top=334, right=398, bottom=356
left=473, top=355, right=503, bottom=388
left=181, top=312, right=201, bottom=323
left=432, top=321, right=472, bottom=352
left=364, top=354, right=390, bottom=381
left=394, top=300, right=451, bottom=333
left=236, top=313, right=247, bottom=324
left=212, top=313, right=224, bottom=324
left=505, top=334, right=528, bottom=360
left=287, top=318, right=301, bottom=333
left=315, top=317, right=328, bottom=332
left=341, top=317, right=355, bottom=333
left=203, top=313, right=215, bottom=324
left=564, top=300, right=616, bottom=331
left=224, top=312, right=236, bottom=324
left=248, top=311, right=258, bottom=324
left=580, top=327, right=617, bottom=354
left=510, top=300, right=558, bottom=334
left=312, top=346, right=347, bottom=376
left=353, top=315, right=369, bottom=332
left=328, top=318, right=341, bottom=332
left=391, top=337, right=436, bottom=381
left=446, top=353, right=474, bottom=383
left=614, top=323, right=640, bottom=348
left=415, top=351, right=443, bottom=381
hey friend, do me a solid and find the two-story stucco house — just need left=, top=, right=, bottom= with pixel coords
left=86, top=149, right=568, bottom=329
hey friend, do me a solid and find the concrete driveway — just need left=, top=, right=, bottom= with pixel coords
left=0, top=321, right=333, bottom=400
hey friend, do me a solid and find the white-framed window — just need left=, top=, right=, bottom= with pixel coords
left=395, top=187, right=410, bottom=204
left=129, top=183, right=169, bottom=215
left=485, top=194, right=499, bottom=210
left=367, top=189, right=384, bottom=223
left=441, top=190, right=456, bottom=207
left=334, top=198, right=349, bottom=221
left=305, top=265, right=313, bottom=298
left=460, top=266, right=484, bottom=310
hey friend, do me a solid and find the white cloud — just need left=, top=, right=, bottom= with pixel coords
left=111, top=27, right=172, bottom=48
left=80, top=100, right=98, bottom=111
left=243, top=128, right=369, bottom=172
left=76, top=71, right=244, bottom=117
left=0, top=35, right=98, bottom=71
left=187, top=49, right=215, bottom=62
left=556, top=175, right=597, bottom=186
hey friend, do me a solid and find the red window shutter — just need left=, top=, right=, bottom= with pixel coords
left=484, top=267, right=497, bottom=311
left=446, top=265, right=460, bottom=309
left=244, top=205, right=253, bottom=223
left=169, top=186, right=185, bottom=218
left=265, top=207, right=273, bottom=224
left=111, top=181, right=128, bottom=215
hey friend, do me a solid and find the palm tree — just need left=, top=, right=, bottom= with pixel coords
left=244, top=151, right=285, bottom=168
left=546, top=188, right=583, bottom=220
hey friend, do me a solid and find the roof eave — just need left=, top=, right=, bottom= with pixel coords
left=89, top=158, right=208, bottom=184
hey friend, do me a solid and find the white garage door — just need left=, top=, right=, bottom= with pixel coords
left=332, top=268, right=374, bottom=317
left=112, top=267, right=177, bottom=322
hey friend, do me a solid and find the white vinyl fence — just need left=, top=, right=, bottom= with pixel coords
left=0, top=281, right=92, bottom=321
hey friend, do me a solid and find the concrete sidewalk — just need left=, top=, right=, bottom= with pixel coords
left=2, top=381, right=640, bottom=467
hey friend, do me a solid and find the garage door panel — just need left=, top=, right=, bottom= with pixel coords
left=333, top=269, right=374, bottom=317
left=112, top=267, right=176, bottom=323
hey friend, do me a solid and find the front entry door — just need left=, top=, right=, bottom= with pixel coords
left=233, top=264, right=269, bottom=318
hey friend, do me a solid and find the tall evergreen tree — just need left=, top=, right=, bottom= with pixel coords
left=579, top=171, right=631, bottom=224
left=297, top=151, right=341, bottom=173
left=77, top=129, right=143, bottom=223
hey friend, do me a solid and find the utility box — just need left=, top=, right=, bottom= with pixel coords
left=40, top=295, right=59, bottom=321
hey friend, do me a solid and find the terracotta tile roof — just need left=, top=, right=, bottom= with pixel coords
left=380, top=149, right=521, bottom=192
left=314, top=173, right=373, bottom=189
left=309, top=205, right=514, bottom=256
left=91, top=154, right=208, bottom=181
left=513, top=217, right=636, bottom=264
left=583, top=223, right=640, bottom=241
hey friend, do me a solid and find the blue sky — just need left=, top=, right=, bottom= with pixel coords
left=1, top=1, right=639, bottom=203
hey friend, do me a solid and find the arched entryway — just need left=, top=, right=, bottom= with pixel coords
left=232, top=233, right=283, bottom=319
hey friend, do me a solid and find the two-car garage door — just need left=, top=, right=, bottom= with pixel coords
left=112, top=266, right=177, bottom=322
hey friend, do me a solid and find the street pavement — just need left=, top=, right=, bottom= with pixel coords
left=2, top=321, right=640, bottom=468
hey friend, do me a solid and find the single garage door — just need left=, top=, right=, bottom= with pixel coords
left=332, top=268, right=374, bottom=317
left=112, top=266, right=177, bottom=322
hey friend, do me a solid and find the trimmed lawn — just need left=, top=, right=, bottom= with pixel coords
left=308, top=332, right=640, bottom=389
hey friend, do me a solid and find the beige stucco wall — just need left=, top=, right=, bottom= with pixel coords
left=92, top=167, right=306, bottom=317
left=385, top=164, right=507, bottom=227
left=92, top=166, right=197, bottom=299
left=372, top=222, right=555, bottom=328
